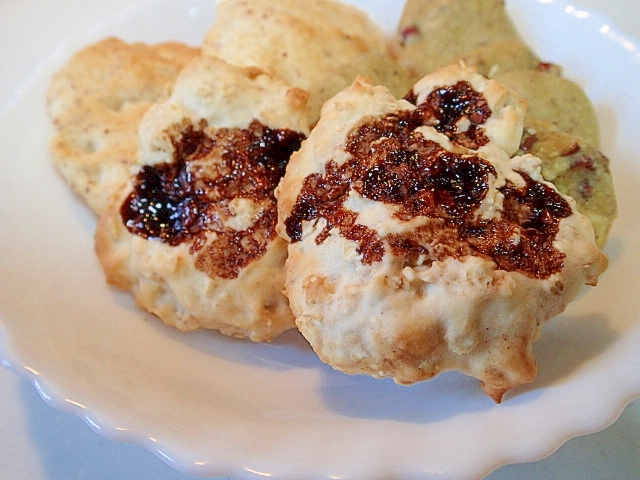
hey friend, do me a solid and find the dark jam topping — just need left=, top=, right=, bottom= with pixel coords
left=405, top=81, right=491, bottom=149
left=121, top=119, right=305, bottom=279
left=285, top=106, right=571, bottom=279
left=468, top=173, right=572, bottom=277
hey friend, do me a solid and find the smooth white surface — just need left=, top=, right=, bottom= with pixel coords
left=0, top=1, right=639, bottom=479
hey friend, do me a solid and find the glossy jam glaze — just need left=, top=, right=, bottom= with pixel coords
left=285, top=102, right=570, bottom=279
left=122, top=119, right=305, bottom=279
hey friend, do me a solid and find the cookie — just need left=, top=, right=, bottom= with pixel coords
left=95, top=55, right=311, bottom=341
left=396, top=0, right=521, bottom=79
left=203, top=0, right=412, bottom=123
left=276, top=67, right=607, bottom=401
left=47, top=37, right=199, bottom=213
left=495, top=69, right=601, bottom=147
left=517, top=118, right=616, bottom=248
left=459, top=40, right=559, bottom=78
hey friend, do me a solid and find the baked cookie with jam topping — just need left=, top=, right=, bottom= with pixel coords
left=47, top=37, right=199, bottom=214
left=276, top=66, right=607, bottom=401
left=203, top=0, right=412, bottom=124
left=95, top=55, right=310, bottom=340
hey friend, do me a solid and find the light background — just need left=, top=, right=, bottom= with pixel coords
left=1, top=1, right=638, bottom=479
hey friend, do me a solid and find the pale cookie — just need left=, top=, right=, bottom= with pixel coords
left=276, top=69, right=607, bottom=402
left=495, top=69, right=601, bottom=147
left=406, top=63, right=527, bottom=155
left=47, top=37, right=199, bottom=213
left=518, top=118, right=616, bottom=248
left=203, top=0, right=412, bottom=124
left=396, top=0, right=521, bottom=80
left=95, top=55, right=311, bottom=341
left=459, top=40, right=561, bottom=78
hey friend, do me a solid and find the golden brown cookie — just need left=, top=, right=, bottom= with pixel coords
left=95, top=55, right=311, bottom=341
left=203, top=0, right=412, bottom=123
left=517, top=118, right=616, bottom=248
left=47, top=37, right=199, bottom=213
left=276, top=68, right=607, bottom=402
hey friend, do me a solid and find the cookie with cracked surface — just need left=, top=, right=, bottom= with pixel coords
left=276, top=67, right=607, bottom=401
left=95, top=55, right=310, bottom=341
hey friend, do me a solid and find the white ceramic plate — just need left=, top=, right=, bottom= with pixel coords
left=1, top=1, right=639, bottom=479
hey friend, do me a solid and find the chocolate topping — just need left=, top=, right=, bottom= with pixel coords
left=406, top=80, right=491, bottom=149
left=121, top=119, right=305, bottom=279
left=285, top=99, right=571, bottom=279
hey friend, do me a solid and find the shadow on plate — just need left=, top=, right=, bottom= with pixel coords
left=515, top=312, right=619, bottom=397
left=140, top=288, right=621, bottom=423
left=147, top=316, right=321, bottom=370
